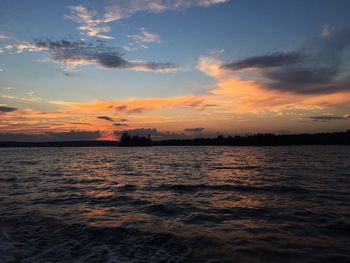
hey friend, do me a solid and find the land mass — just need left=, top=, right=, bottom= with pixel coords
left=0, top=131, right=349, bottom=147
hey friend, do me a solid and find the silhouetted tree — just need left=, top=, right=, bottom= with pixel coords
left=119, top=132, right=152, bottom=146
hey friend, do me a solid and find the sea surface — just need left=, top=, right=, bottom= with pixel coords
left=0, top=146, right=349, bottom=262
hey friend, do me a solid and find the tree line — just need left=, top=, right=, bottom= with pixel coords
left=0, top=130, right=349, bottom=147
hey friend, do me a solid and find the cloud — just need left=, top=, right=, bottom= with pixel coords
left=114, top=128, right=187, bottom=140
left=51, top=95, right=210, bottom=116
left=114, top=104, right=147, bottom=114
left=2, top=87, right=14, bottom=90
left=113, top=123, right=128, bottom=127
left=46, top=130, right=101, bottom=141
left=0, top=93, right=215, bottom=137
left=321, top=25, right=334, bottom=38
left=129, top=27, right=160, bottom=44
left=25, top=39, right=177, bottom=73
left=0, top=130, right=102, bottom=142
left=0, top=34, right=9, bottom=41
left=69, top=122, right=91, bottom=125
left=66, top=1, right=229, bottom=38
left=97, top=116, right=114, bottom=122
left=223, top=52, right=301, bottom=70
left=65, top=6, right=114, bottom=39
left=0, top=106, right=18, bottom=113
left=198, top=52, right=350, bottom=113
left=184, top=127, right=205, bottom=133
left=305, top=114, right=350, bottom=122
left=222, top=27, right=350, bottom=95
left=15, top=42, right=47, bottom=53
left=2, top=92, right=41, bottom=102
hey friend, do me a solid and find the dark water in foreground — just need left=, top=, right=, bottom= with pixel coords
left=0, top=146, right=349, bottom=262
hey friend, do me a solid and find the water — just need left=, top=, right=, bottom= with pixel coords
left=0, top=146, right=349, bottom=262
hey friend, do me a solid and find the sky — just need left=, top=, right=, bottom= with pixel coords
left=0, top=0, right=350, bottom=141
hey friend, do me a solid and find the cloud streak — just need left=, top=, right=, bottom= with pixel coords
left=0, top=106, right=18, bottom=113
left=184, top=127, right=205, bottom=133
left=113, top=123, right=128, bottom=127
left=97, top=116, right=114, bottom=122
left=224, top=52, right=301, bottom=70
left=50, top=95, right=211, bottom=115
left=305, top=114, right=350, bottom=122
left=2, top=92, right=41, bottom=102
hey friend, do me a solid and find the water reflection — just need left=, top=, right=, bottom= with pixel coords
left=1, top=146, right=350, bottom=261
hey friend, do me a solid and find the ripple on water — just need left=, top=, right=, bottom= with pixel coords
left=0, top=146, right=349, bottom=262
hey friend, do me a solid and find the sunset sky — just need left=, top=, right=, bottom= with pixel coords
left=1, top=0, right=350, bottom=141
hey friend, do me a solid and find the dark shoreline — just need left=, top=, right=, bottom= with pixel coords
left=0, top=131, right=349, bottom=147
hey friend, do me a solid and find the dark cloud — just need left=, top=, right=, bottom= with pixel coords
left=35, top=39, right=82, bottom=49
left=46, top=131, right=101, bottom=141
left=128, top=107, right=146, bottom=114
left=97, top=116, right=114, bottom=122
left=223, top=28, right=350, bottom=94
left=184, top=127, right=205, bottom=133
left=114, top=105, right=145, bottom=114
left=0, top=130, right=101, bottom=142
left=115, top=105, right=128, bottom=111
left=120, top=118, right=128, bottom=122
left=224, top=52, right=301, bottom=70
left=305, top=114, right=350, bottom=122
left=69, top=122, right=91, bottom=125
left=0, top=106, right=18, bottom=113
left=113, top=123, right=128, bottom=127
left=114, top=128, right=188, bottom=140
left=32, top=39, right=177, bottom=73
left=97, top=53, right=129, bottom=68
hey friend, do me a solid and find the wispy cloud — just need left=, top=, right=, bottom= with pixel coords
left=2, top=92, right=41, bottom=102
left=66, top=1, right=229, bottom=39
left=50, top=95, right=210, bottom=115
left=65, top=5, right=115, bottom=39
left=2, top=87, right=14, bottom=90
left=0, top=34, right=9, bottom=41
left=129, top=27, right=160, bottom=45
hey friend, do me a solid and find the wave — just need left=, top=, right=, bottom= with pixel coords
left=0, top=213, right=198, bottom=263
left=158, top=183, right=310, bottom=195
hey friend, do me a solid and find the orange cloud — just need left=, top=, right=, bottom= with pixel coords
left=197, top=55, right=350, bottom=113
left=0, top=95, right=217, bottom=136
left=1, top=55, right=349, bottom=137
